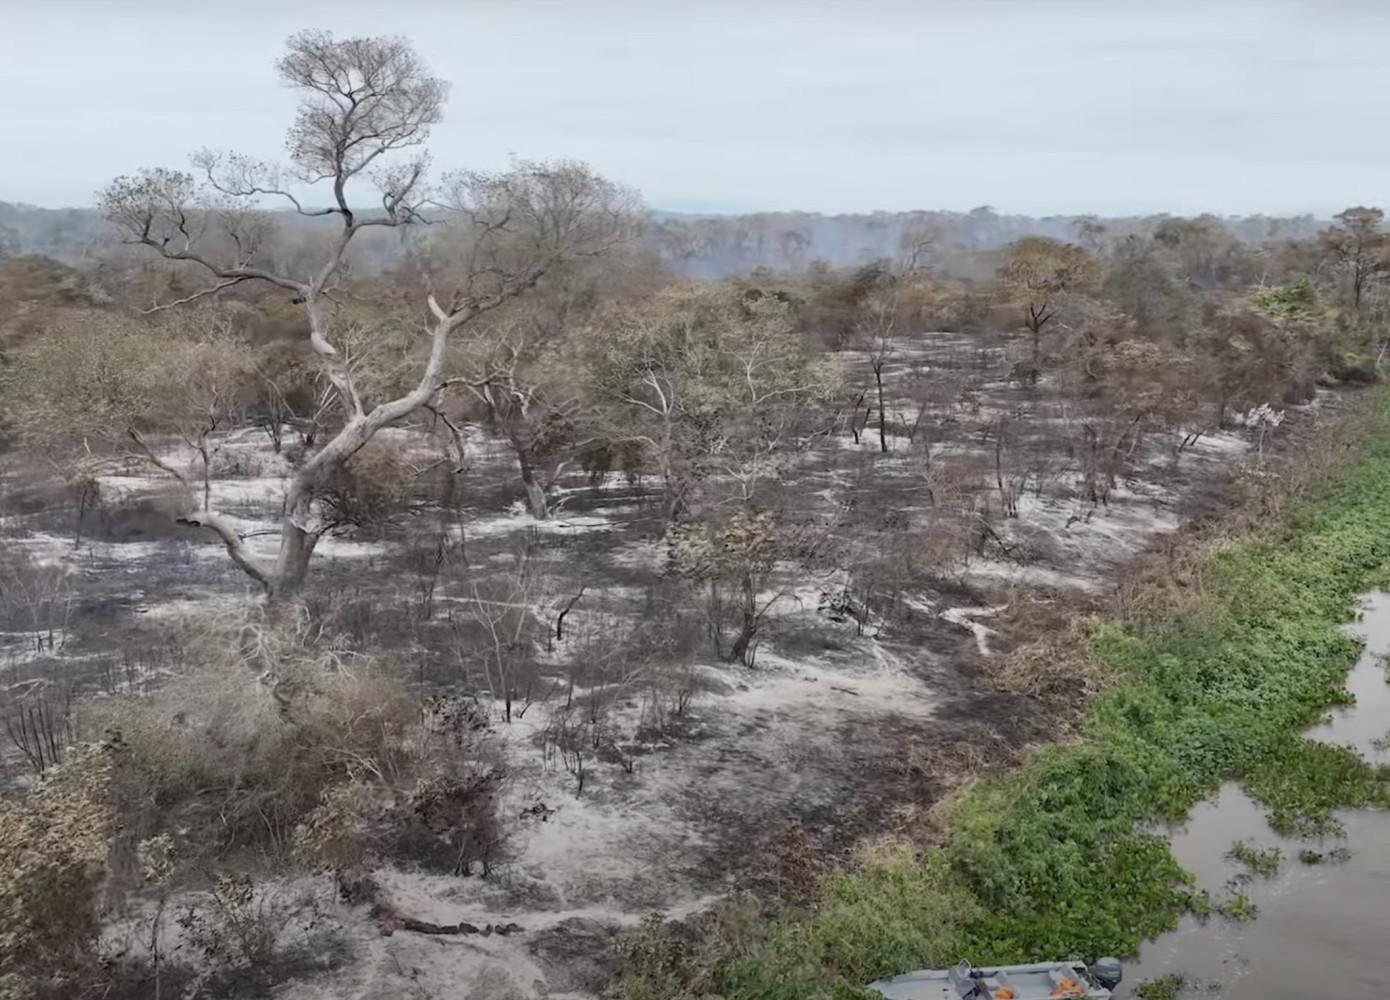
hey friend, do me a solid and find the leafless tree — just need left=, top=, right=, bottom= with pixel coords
left=586, top=282, right=839, bottom=522
left=453, top=310, right=603, bottom=520
left=853, top=227, right=935, bottom=452
left=0, top=554, right=73, bottom=653
left=99, top=31, right=637, bottom=602
left=3, top=684, right=74, bottom=776
left=452, top=543, right=550, bottom=724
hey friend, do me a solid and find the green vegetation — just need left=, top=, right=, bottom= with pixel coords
left=623, top=389, right=1390, bottom=998
left=1132, top=972, right=1224, bottom=1000
left=1226, top=840, right=1281, bottom=877
left=1132, top=974, right=1187, bottom=1000
left=1213, top=893, right=1259, bottom=921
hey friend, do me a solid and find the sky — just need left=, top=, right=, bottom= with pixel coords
left=2, top=0, right=1386, bottom=217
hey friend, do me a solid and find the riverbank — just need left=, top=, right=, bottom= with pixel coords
left=1118, top=590, right=1390, bottom=997
left=617, top=385, right=1390, bottom=1000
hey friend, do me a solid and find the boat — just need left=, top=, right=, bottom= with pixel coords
left=867, top=958, right=1123, bottom=999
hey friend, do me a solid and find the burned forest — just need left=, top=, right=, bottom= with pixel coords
left=1, top=26, right=1388, bottom=1000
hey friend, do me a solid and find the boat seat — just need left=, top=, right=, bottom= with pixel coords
left=946, top=964, right=976, bottom=998
left=1047, top=966, right=1085, bottom=996
left=980, top=971, right=1012, bottom=992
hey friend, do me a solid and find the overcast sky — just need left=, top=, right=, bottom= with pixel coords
left=3, top=0, right=1385, bottom=216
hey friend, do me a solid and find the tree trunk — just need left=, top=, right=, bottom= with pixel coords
left=504, top=426, right=551, bottom=520
left=518, top=454, right=549, bottom=520
left=167, top=299, right=477, bottom=601
left=660, top=455, right=688, bottom=523
left=874, top=365, right=889, bottom=453
left=728, top=625, right=755, bottom=667
left=727, top=571, right=758, bottom=667
left=267, top=522, right=320, bottom=602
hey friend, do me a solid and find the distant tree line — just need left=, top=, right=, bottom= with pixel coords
left=0, top=197, right=1329, bottom=280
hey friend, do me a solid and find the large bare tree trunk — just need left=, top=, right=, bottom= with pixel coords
left=517, top=453, right=550, bottom=521
left=268, top=516, right=321, bottom=601
left=177, top=298, right=479, bottom=603
left=99, top=36, right=640, bottom=609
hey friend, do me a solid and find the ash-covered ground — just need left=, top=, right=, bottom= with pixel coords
left=0, top=332, right=1340, bottom=998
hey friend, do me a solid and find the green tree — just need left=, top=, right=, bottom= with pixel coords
left=997, top=236, right=1100, bottom=384
left=1318, top=206, right=1390, bottom=313
left=1151, top=214, right=1254, bottom=291
left=580, top=281, right=841, bottom=521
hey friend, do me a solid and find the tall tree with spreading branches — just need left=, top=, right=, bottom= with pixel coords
left=997, top=236, right=1100, bottom=385
left=97, top=30, right=637, bottom=601
left=1319, top=206, right=1390, bottom=314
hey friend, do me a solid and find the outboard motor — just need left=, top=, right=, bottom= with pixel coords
left=1090, top=957, right=1123, bottom=992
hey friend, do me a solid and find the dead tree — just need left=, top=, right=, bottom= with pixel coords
left=99, top=31, right=638, bottom=603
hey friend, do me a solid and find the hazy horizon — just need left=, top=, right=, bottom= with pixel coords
left=3, top=0, right=1385, bottom=218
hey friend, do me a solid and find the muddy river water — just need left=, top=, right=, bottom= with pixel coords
left=1117, top=590, right=1390, bottom=998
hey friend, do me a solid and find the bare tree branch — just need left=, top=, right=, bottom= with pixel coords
left=96, top=36, right=640, bottom=598
left=126, top=429, right=273, bottom=588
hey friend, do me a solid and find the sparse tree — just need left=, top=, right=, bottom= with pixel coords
left=853, top=226, right=935, bottom=452
left=1318, top=206, right=1390, bottom=313
left=667, top=510, right=800, bottom=666
left=96, top=31, right=636, bottom=602
left=1151, top=214, right=1254, bottom=292
left=452, top=541, right=550, bottom=723
left=1072, top=215, right=1108, bottom=255
left=1103, top=234, right=1202, bottom=344
left=444, top=245, right=650, bottom=519
left=1056, top=335, right=1176, bottom=505
left=583, top=281, right=840, bottom=521
left=997, top=236, right=1100, bottom=384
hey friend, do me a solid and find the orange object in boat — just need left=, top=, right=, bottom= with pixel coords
left=993, top=988, right=1016, bottom=999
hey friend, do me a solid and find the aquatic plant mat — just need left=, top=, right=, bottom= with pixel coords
left=616, top=385, right=1390, bottom=1000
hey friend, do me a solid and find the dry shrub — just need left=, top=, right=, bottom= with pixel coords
left=564, top=609, right=705, bottom=736
left=1226, top=395, right=1371, bottom=529
left=207, top=447, right=276, bottom=479
left=90, top=607, right=518, bottom=911
left=0, top=742, right=116, bottom=1000
left=294, top=725, right=511, bottom=894
left=171, top=873, right=340, bottom=996
left=3, top=681, right=76, bottom=775
left=389, top=765, right=512, bottom=876
left=994, top=390, right=1382, bottom=698
left=1115, top=390, right=1377, bottom=631
left=641, top=659, right=705, bottom=733
left=303, top=577, right=418, bottom=647
left=1111, top=530, right=1232, bottom=629
left=0, top=548, right=72, bottom=640
left=983, top=590, right=1112, bottom=705
left=94, top=609, right=421, bottom=863
left=95, top=867, right=342, bottom=1000
left=319, top=437, right=428, bottom=531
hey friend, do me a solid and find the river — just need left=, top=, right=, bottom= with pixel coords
left=1117, top=590, right=1390, bottom=998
